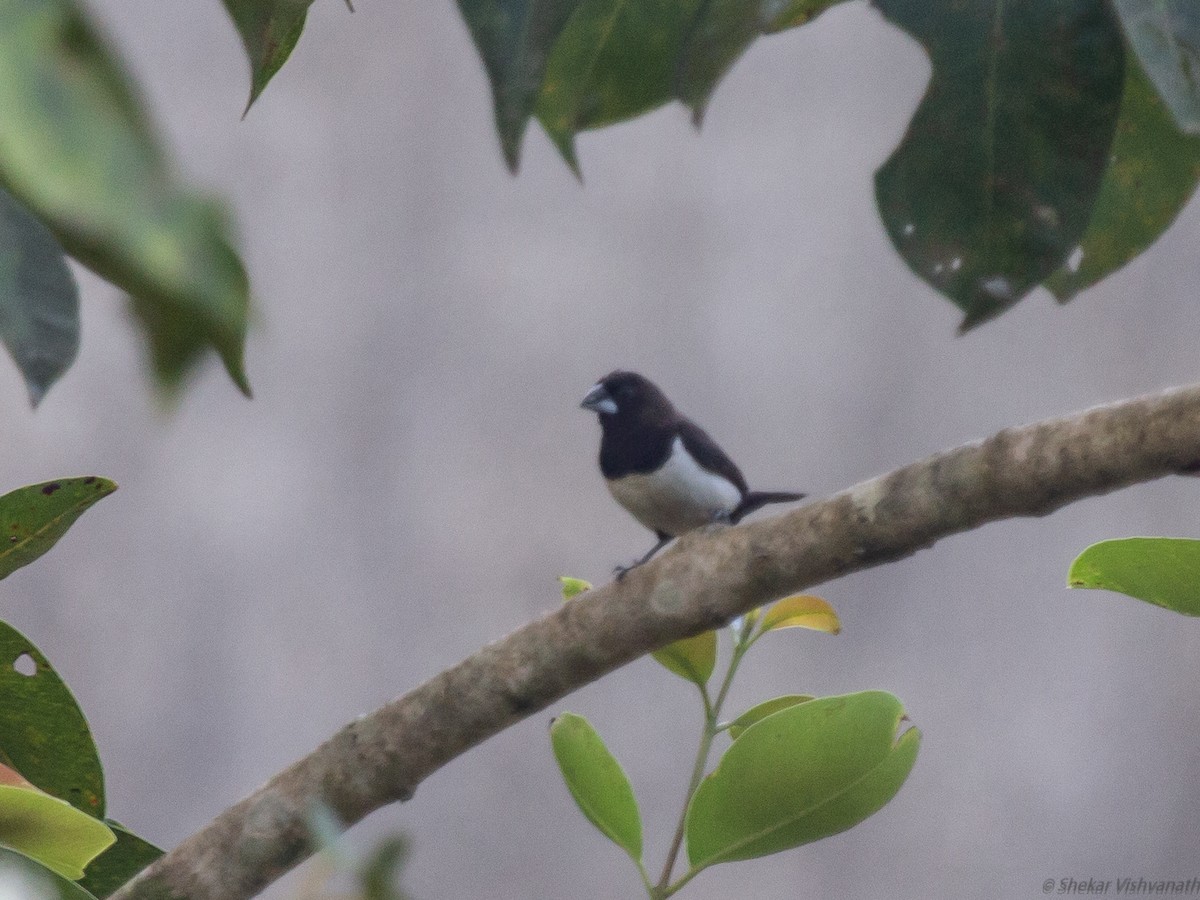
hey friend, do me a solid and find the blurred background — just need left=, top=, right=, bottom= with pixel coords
left=3, top=1, right=1199, bottom=897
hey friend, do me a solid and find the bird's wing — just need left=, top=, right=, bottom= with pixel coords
left=676, top=418, right=749, bottom=496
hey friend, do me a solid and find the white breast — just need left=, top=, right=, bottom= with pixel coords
left=607, top=436, right=742, bottom=537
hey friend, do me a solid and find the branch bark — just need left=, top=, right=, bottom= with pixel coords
left=112, top=383, right=1200, bottom=900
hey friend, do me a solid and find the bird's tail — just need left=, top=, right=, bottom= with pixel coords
left=730, top=491, right=806, bottom=524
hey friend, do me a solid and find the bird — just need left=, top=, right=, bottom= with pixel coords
left=581, top=370, right=805, bottom=575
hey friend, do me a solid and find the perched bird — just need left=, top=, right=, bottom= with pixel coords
left=581, top=370, right=804, bottom=573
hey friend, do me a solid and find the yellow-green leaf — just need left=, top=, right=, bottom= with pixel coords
left=651, top=630, right=717, bottom=685
left=558, top=576, right=592, bottom=601
left=0, top=781, right=114, bottom=881
left=0, top=477, right=116, bottom=580
left=1068, top=537, right=1200, bottom=616
left=727, top=695, right=814, bottom=740
left=757, top=594, right=840, bottom=636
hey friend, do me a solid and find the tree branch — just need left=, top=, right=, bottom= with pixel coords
left=111, top=383, right=1200, bottom=900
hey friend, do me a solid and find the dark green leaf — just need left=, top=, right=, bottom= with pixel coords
left=677, top=0, right=845, bottom=123
left=0, top=782, right=114, bottom=881
left=221, top=0, right=315, bottom=113
left=726, top=695, right=814, bottom=740
left=686, top=691, right=919, bottom=869
left=0, top=620, right=104, bottom=818
left=0, top=0, right=252, bottom=395
left=460, top=0, right=586, bottom=171
left=1068, top=537, right=1200, bottom=616
left=651, top=630, right=716, bottom=685
left=550, top=713, right=642, bottom=862
left=76, top=822, right=162, bottom=899
left=535, top=0, right=707, bottom=171
left=874, top=0, right=1125, bottom=327
left=1114, top=0, right=1200, bottom=134
left=0, top=478, right=117, bottom=580
left=1046, top=54, right=1200, bottom=301
left=0, top=847, right=100, bottom=899
left=0, top=188, right=79, bottom=406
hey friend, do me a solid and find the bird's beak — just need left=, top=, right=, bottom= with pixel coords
left=580, top=383, right=618, bottom=415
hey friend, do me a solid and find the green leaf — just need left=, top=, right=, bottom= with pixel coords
left=1113, top=0, right=1200, bottom=135
left=0, top=0, right=252, bottom=395
left=221, top=0, right=315, bottom=113
left=685, top=691, right=919, bottom=869
left=726, top=695, right=814, bottom=740
left=558, top=576, right=592, bottom=600
left=756, top=594, right=840, bottom=636
left=549, top=713, right=642, bottom=862
left=651, top=629, right=716, bottom=685
left=0, top=478, right=117, bottom=580
left=1068, top=537, right=1200, bottom=616
left=1046, top=53, right=1200, bottom=301
left=76, top=822, right=162, bottom=899
left=676, top=0, right=845, bottom=123
left=0, top=846, right=101, bottom=899
left=0, top=781, right=114, bottom=881
left=459, top=0, right=586, bottom=171
left=535, top=0, right=707, bottom=171
left=874, top=0, right=1125, bottom=328
left=0, top=620, right=105, bottom=817
left=0, top=188, right=79, bottom=406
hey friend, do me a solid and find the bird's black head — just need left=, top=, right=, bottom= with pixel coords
left=580, top=371, right=674, bottom=424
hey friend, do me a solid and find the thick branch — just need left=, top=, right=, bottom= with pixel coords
left=112, top=384, right=1200, bottom=900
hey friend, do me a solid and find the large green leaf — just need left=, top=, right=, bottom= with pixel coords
left=535, top=0, right=707, bottom=171
left=460, top=0, right=585, bottom=171
left=0, top=779, right=114, bottom=881
left=0, top=620, right=105, bottom=818
left=651, top=629, right=716, bottom=685
left=0, top=478, right=116, bottom=580
left=76, top=822, right=162, bottom=899
left=676, top=0, right=846, bottom=123
left=0, top=0, right=251, bottom=395
left=874, top=0, right=1125, bottom=328
left=1046, top=54, right=1200, bottom=301
left=550, top=713, right=642, bottom=862
left=1068, top=537, right=1200, bottom=616
left=0, top=846, right=101, bottom=899
left=726, top=695, right=813, bottom=740
left=222, top=0, right=315, bottom=113
left=685, top=691, right=919, bottom=869
left=1113, top=0, right=1200, bottom=135
left=0, top=188, right=78, bottom=406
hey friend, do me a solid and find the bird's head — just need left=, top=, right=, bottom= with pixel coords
left=580, top=371, right=673, bottom=424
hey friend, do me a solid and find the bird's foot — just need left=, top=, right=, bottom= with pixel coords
left=613, top=561, right=642, bottom=582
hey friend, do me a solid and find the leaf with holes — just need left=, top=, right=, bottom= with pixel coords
left=874, top=0, right=1125, bottom=327
left=550, top=713, right=642, bottom=862
left=0, top=188, right=79, bottom=406
left=0, top=0, right=251, bottom=395
left=0, top=620, right=105, bottom=817
left=651, top=629, right=717, bottom=685
left=1046, top=54, right=1200, bottom=301
left=0, top=846, right=102, bottom=899
left=1068, top=537, right=1200, bottom=616
left=727, top=695, right=814, bottom=740
left=756, top=594, right=840, bottom=637
left=686, top=691, right=919, bottom=869
left=0, top=478, right=116, bottom=580
left=77, top=821, right=163, bottom=899
left=222, top=0, right=315, bottom=112
left=0, top=774, right=114, bottom=881
left=1113, top=0, right=1200, bottom=135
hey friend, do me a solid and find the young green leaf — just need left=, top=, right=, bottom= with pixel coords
left=0, top=188, right=79, bottom=406
left=0, top=478, right=116, bottom=580
left=1068, top=537, right=1200, bottom=616
left=651, top=630, right=717, bottom=685
left=221, top=0, right=315, bottom=113
left=558, top=576, right=592, bottom=601
left=757, top=594, right=840, bottom=636
left=726, top=695, right=814, bottom=740
left=0, top=776, right=115, bottom=881
left=0, top=846, right=101, bottom=899
left=0, top=620, right=105, bottom=817
left=685, top=691, right=919, bottom=869
left=549, top=713, right=642, bottom=862
left=76, top=822, right=163, bottom=899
